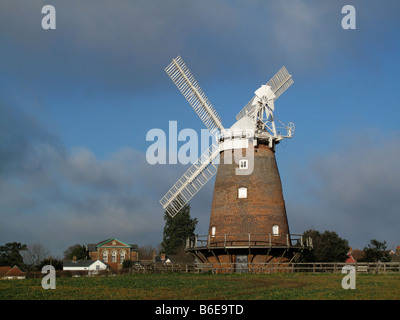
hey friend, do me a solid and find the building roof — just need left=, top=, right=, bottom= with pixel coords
left=345, top=247, right=356, bottom=263
left=0, top=265, right=25, bottom=277
left=154, top=254, right=196, bottom=263
left=0, top=266, right=10, bottom=276
left=346, top=255, right=357, bottom=263
left=63, top=260, right=106, bottom=267
left=87, top=238, right=138, bottom=251
left=86, top=243, right=97, bottom=252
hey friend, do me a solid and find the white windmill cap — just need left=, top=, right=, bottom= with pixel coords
left=254, top=85, right=275, bottom=102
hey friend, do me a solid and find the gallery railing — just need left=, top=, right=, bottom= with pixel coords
left=186, top=233, right=313, bottom=250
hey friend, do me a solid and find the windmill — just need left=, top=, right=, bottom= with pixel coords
left=159, top=56, right=312, bottom=268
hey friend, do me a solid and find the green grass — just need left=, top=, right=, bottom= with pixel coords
left=1, top=273, right=400, bottom=300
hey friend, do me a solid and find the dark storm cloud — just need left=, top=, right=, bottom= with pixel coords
left=0, top=0, right=237, bottom=91
left=287, top=129, right=400, bottom=249
left=0, top=102, right=187, bottom=255
left=1, top=0, right=400, bottom=256
left=0, top=143, right=175, bottom=256
left=3, top=0, right=398, bottom=95
left=0, top=102, right=60, bottom=176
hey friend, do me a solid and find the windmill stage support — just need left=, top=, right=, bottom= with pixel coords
left=185, top=233, right=312, bottom=272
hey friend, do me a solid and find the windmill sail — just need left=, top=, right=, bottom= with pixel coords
left=160, top=144, right=220, bottom=218
left=165, top=56, right=224, bottom=134
left=236, top=66, right=293, bottom=121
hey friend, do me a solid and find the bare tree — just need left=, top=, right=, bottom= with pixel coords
left=22, top=243, right=50, bottom=266
left=138, top=245, right=155, bottom=260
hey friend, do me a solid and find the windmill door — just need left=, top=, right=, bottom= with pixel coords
left=235, top=255, right=248, bottom=273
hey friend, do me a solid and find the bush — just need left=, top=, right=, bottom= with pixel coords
left=122, top=259, right=134, bottom=269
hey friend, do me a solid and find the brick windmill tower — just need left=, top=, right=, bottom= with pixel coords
left=160, top=56, right=312, bottom=271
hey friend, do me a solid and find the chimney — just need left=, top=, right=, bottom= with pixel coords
left=72, top=256, right=77, bottom=263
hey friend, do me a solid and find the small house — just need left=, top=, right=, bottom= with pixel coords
left=63, top=258, right=107, bottom=275
left=0, top=266, right=25, bottom=279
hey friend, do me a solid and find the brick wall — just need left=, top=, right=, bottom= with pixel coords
left=206, top=143, right=291, bottom=262
left=88, top=239, right=139, bottom=270
left=209, top=144, right=290, bottom=236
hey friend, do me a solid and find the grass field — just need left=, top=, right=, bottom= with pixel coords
left=1, top=273, right=400, bottom=300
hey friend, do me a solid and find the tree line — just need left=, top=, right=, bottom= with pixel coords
left=0, top=242, right=162, bottom=271
left=0, top=204, right=395, bottom=271
left=300, top=230, right=392, bottom=263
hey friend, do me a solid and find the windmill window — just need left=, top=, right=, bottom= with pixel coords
left=239, top=159, right=248, bottom=169
left=238, top=187, right=247, bottom=199
left=272, top=225, right=279, bottom=236
left=211, top=226, right=216, bottom=237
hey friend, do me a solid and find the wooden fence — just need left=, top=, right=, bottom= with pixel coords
left=23, top=262, right=400, bottom=278
left=128, top=262, right=400, bottom=275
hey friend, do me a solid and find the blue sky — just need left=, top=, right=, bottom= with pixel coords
left=1, top=0, right=400, bottom=257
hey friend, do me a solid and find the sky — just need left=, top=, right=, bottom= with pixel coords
left=1, top=0, right=400, bottom=258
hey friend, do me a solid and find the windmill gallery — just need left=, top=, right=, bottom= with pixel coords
left=156, top=56, right=313, bottom=271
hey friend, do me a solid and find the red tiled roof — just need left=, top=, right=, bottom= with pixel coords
left=346, top=255, right=356, bottom=263
left=0, top=266, right=25, bottom=277
left=0, top=266, right=11, bottom=276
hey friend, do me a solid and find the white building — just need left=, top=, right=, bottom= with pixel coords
left=63, top=259, right=107, bottom=275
